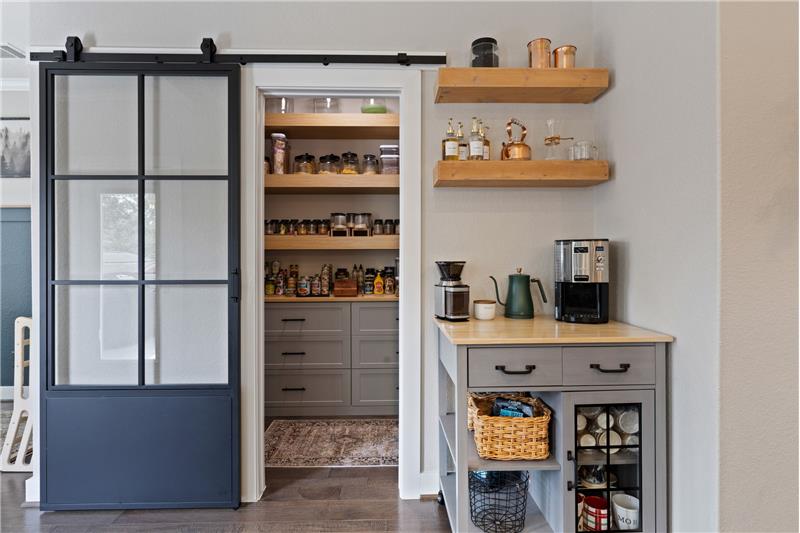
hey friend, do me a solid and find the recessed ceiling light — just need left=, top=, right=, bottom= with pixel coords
left=0, top=43, right=26, bottom=59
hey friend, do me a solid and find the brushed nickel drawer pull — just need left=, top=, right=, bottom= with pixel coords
left=495, top=364, right=536, bottom=375
left=281, top=351, right=306, bottom=356
left=589, top=363, right=631, bottom=373
left=281, top=387, right=306, bottom=392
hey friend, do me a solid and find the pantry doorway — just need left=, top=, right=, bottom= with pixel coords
left=239, top=67, right=423, bottom=502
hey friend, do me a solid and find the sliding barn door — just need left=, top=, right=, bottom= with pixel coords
left=39, top=63, right=240, bottom=509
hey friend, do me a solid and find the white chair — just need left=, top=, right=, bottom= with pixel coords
left=1, top=317, right=33, bottom=472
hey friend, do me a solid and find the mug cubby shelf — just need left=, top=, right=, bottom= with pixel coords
left=434, top=67, right=610, bottom=104
left=433, top=160, right=609, bottom=188
left=264, top=173, right=399, bottom=194
left=264, top=112, right=399, bottom=139
left=264, top=234, right=399, bottom=250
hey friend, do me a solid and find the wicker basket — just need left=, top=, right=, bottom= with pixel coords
left=467, top=392, right=528, bottom=431
left=469, top=394, right=551, bottom=461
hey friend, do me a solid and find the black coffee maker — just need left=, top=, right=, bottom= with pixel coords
left=554, top=239, right=609, bottom=324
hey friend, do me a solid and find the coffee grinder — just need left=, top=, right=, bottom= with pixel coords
left=434, top=261, right=470, bottom=321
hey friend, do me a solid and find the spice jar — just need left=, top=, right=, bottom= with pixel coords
left=319, top=154, right=340, bottom=174
left=341, top=152, right=359, bottom=174
left=362, top=154, right=379, bottom=174
left=278, top=219, right=289, bottom=235
left=271, top=133, right=290, bottom=174
left=265, top=219, right=277, bottom=235
left=471, top=37, right=499, bottom=67
left=373, top=219, right=384, bottom=235
left=319, top=218, right=331, bottom=235
left=309, top=219, right=318, bottom=235
left=294, top=153, right=316, bottom=174
left=298, top=219, right=309, bottom=235
left=383, top=219, right=394, bottom=235
left=394, top=219, right=400, bottom=235
left=346, top=213, right=356, bottom=232
left=288, top=219, right=299, bottom=235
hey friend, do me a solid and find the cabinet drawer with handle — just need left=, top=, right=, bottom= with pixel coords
left=265, top=337, right=349, bottom=369
left=563, top=346, right=656, bottom=386
left=351, top=302, right=399, bottom=335
left=265, top=370, right=350, bottom=406
left=468, top=347, right=562, bottom=387
left=265, top=303, right=350, bottom=336
left=352, top=336, right=399, bottom=368
left=352, top=369, right=399, bottom=406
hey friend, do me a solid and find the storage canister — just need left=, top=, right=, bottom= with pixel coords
left=319, top=154, right=341, bottom=174
left=294, top=153, right=316, bottom=174
left=527, top=38, right=551, bottom=68
left=394, top=219, right=400, bottom=234
left=373, top=219, right=384, bottom=235
left=471, top=37, right=499, bottom=67
left=383, top=219, right=394, bottom=235
left=553, top=45, right=577, bottom=68
left=341, top=152, right=359, bottom=174
left=271, top=133, right=290, bottom=174
left=379, top=155, right=399, bottom=174
left=362, top=154, right=379, bottom=174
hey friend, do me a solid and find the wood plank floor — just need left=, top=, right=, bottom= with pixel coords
left=1, top=468, right=450, bottom=532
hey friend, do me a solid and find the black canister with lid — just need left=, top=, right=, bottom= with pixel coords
left=471, top=37, right=499, bottom=67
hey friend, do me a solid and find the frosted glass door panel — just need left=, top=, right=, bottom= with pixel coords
left=144, top=76, right=228, bottom=175
left=55, top=285, right=138, bottom=385
left=55, top=180, right=139, bottom=280
left=144, top=180, right=228, bottom=280
left=54, top=75, right=138, bottom=175
left=144, top=285, right=228, bottom=384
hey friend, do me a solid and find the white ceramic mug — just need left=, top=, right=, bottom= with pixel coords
left=612, top=494, right=640, bottom=530
left=473, top=300, right=496, bottom=320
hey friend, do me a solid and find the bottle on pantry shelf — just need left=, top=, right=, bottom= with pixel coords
left=442, top=118, right=459, bottom=161
left=352, top=264, right=358, bottom=281
left=364, top=268, right=376, bottom=295
left=469, top=117, right=484, bottom=160
left=384, top=267, right=395, bottom=295
left=480, top=122, right=491, bottom=160
left=311, top=275, right=321, bottom=296
left=357, top=265, right=365, bottom=295
left=374, top=270, right=384, bottom=295
left=456, top=122, right=468, bottom=161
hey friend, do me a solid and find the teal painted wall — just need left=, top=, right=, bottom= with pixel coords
left=0, top=208, right=31, bottom=387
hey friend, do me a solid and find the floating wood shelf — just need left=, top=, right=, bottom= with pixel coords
left=264, top=234, right=399, bottom=250
left=435, top=67, right=609, bottom=104
left=264, top=173, right=399, bottom=194
left=264, top=294, right=398, bottom=303
left=433, top=160, right=609, bottom=188
left=264, top=113, right=399, bottom=139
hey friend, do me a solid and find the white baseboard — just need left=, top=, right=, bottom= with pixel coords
left=1, top=386, right=28, bottom=401
left=420, top=470, right=440, bottom=497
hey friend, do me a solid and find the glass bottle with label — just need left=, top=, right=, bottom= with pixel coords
left=457, top=122, right=468, bottom=161
left=469, top=117, right=483, bottom=160
left=374, top=270, right=385, bottom=295
left=442, top=118, right=459, bottom=161
left=480, top=122, right=491, bottom=160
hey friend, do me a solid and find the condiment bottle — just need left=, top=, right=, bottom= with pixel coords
left=374, top=270, right=384, bottom=295
left=357, top=264, right=365, bottom=295
left=480, top=122, right=491, bottom=160
left=457, top=122, right=468, bottom=161
left=442, top=118, right=459, bottom=161
left=469, top=117, right=483, bottom=160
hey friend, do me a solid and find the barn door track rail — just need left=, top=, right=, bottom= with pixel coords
left=30, top=36, right=447, bottom=66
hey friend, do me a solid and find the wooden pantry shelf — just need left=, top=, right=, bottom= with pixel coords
left=264, top=173, right=399, bottom=194
left=433, top=160, right=609, bottom=188
left=435, top=67, right=609, bottom=104
left=264, top=295, right=398, bottom=303
left=264, top=234, right=399, bottom=250
left=265, top=113, right=399, bottom=139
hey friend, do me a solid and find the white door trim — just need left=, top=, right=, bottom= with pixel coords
left=239, top=66, right=423, bottom=502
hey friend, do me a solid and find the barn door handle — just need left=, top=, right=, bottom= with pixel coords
left=495, top=364, right=535, bottom=375
left=231, top=268, right=240, bottom=302
left=281, top=387, right=306, bottom=392
left=590, top=363, right=630, bottom=373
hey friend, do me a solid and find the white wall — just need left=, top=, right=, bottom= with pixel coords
left=591, top=2, right=720, bottom=531
left=719, top=2, right=798, bottom=531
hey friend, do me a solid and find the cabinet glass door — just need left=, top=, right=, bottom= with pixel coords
left=565, top=391, right=655, bottom=532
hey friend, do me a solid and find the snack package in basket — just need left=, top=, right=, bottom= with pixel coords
left=492, top=397, right=535, bottom=418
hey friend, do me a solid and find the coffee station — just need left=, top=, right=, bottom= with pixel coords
left=434, top=240, right=672, bottom=533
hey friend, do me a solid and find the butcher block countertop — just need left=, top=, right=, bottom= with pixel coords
left=435, top=315, right=673, bottom=345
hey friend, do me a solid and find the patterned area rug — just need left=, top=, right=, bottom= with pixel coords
left=265, top=418, right=398, bottom=467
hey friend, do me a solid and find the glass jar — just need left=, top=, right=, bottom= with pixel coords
left=330, top=213, right=347, bottom=231
left=319, top=154, right=341, bottom=174
left=309, top=219, right=318, bottom=235
left=314, top=97, right=340, bottom=113
left=278, top=219, right=289, bottom=235
left=266, top=97, right=294, bottom=114
left=394, top=219, right=400, bottom=234
left=379, top=155, right=399, bottom=174
left=471, top=37, right=499, bottom=67
left=379, top=144, right=399, bottom=157
left=288, top=219, right=299, bottom=235
left=294, top=153, right=316, bottom=174
left=354, top=213, right=371, bottom=231
left=298, top=219, right=310, bottom=235
left=319, top=218, right=331, bottom=235
left=265, top=219, right=277, bottom=235
left=346, top=212, right=356, bottom=231
left=362, top=154, right=379, bottom=174
left=271, top=133, right=290, bottom=174
left=361, top=97, right=387, bottom=113
left=341, top=152, right=359, bottom=174
left=373, top=219, right=384, bottom=235
left=383, top=219, right=394, bottom=235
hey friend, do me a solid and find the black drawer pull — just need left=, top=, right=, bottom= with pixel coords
left=281, top=318, right=306, bottom=322
left=281, top=387, right=306, bottom=392
left=495, top=364, right=536, bottom=375
left=281, top=351, right=306, bottom=356
left=590, top=363, right=631, bottom=373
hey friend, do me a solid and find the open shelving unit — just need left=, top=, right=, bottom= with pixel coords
left=265, top=173, right=399, bottom=194
left=264, top=294, right=399, bottom=303
left=264, top=234, right=399, bottom=251
left=434, top=160, right=609, bottom=188
left=435, top=67, right=609, bottom=104
left=264, top=112, right=399, bottom=139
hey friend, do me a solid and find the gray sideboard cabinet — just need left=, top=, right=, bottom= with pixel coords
left=435, top=317, right=672, bottom=533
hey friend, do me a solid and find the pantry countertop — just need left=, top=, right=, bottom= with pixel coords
left=435, top=315, right=673, bottom=345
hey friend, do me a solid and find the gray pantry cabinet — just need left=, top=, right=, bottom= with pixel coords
left=436, top=317, right=671, bottom=533
left=265, top=301, right=399, bottom=416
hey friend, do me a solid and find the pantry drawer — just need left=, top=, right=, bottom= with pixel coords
left=351, top=369, right=399, bottom=406
left=563, top=346, right=656, bottom=386
left=265, top=337, right=350, bottom=369
left=468, top=347, right=562, bottom=388
left=265, top=303, right=349, bottom=336
left=352, top=336, right=399, bottom=368
left=265, top=370, right=350, bottom=406
left=352, top=302, right=399, bottom=335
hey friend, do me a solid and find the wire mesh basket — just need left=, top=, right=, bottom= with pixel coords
left=468, top=470, right=530, bottom=533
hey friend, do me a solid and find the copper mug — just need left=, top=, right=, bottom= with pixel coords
left=501, top=118, right=532, bottom=160
left=553, top=45, right=577, bottom=68
left=527, top=38, right=551, bottom=68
